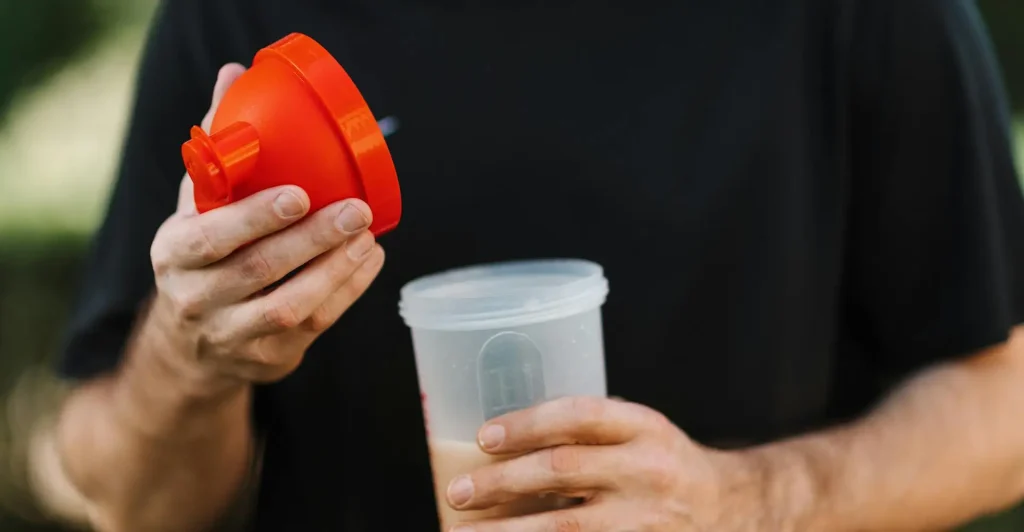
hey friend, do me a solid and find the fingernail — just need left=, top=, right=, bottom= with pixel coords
left=478, top=424, right=505, bottom=450
left=447, top=476, right=474, bottom=507
left=451, top=526, right=475, bottom=532
left=346, top=232, right=374, bottom=260
left=335, top=203, right=369, bottom=233
left=273, top=191, right=305, bottom=218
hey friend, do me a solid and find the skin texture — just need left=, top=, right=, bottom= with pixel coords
left=443, top=326, right=1024, bottom=532
left=21, top=65, right=1024, bottom=531
left=39, top=64, right=387, bottom=532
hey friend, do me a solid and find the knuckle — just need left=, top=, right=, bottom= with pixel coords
left=489, top=461, right=511, bottom=494
left=309, top=207, right=345, bottom=247
left=351, top=259, right=381, bottom=286
left=150, top=224, right=177, bottom=274
left=150, top=245, right=171, bottom=276
left=263, top=300, right=303, bottom=330
left=336, top=274, right=366, bottom=302
left=166, top=289, right=205, bottom=319
left=568, top=396, right=605, bottom=426
left=326, top=249, right=354, bottom=280
left=239, top=247, right=275, bottom=284
left=302, top=229, right=333, bottom=256
left=650, top=410, right=674, bottom=432
left=636, top=446, right=674, bottom=490
left=648, top=463, right=675, bottom=493
left=243, top=341, right=275, bottom=365
left=196, top=330, right=238, bottom=361
left=197, top=329, right=230, bottom=354
left=546, top=446, right=582, bottom=476
left=186, top=222, right=221, bottom=263
left=633, top=403, right=673, bottom=433
left=248, top=342, right=305, bottom=376
left=306, top=305, right=337, bottom=332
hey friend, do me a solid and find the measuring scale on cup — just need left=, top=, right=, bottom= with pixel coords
left=400, top=259, right=610, bottom=530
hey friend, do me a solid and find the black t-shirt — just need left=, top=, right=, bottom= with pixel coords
left=58, top=0, right=1024, bottom=529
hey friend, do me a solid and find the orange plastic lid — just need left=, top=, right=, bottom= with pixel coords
left=181, top=33, right=402, bottom=236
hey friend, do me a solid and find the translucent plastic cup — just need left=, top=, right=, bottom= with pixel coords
left=399, top=259, right=609, bottom=530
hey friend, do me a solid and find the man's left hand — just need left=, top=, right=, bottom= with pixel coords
left=444, top=396, right=784, bottom=531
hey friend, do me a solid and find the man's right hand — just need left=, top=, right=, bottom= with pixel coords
left=143, top=64, right=385, bottom=390
left=147, top=183, right=384, bottom=387
left=28, top=63, right=385, bottom=532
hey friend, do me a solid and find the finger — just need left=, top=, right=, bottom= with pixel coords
left=477, top=396, right=657, bottom=455
left=450, top=505, right=610, bottom=532
left=176, top=175, right=198, bottom=216
left=293, top=244, right=385, bottom=337
left=229, top=247, right=383, bottom=381
left=154, top=186, right=310, bottom=270
left=211, top=232, right=379, bottom=345
left=201, top=63, right=246, bottom=132
left=192, top=200, right=373, bottom=306
left=446, top=445, right=619, bottom=511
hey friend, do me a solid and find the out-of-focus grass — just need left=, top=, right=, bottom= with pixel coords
left=0, top=23, right=149, bottom=237
left=0, top=10, right=152, bottom=530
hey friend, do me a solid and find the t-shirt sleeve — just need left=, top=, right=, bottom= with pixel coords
left=56, top=0, right=225, bottom=380
left=844, top=0, right=1024, bottom=374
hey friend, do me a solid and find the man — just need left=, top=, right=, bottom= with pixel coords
left=23, top=0, right=1024, bottom=530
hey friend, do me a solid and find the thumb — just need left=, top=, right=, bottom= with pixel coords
left=200, top=62, right=247, bottom=133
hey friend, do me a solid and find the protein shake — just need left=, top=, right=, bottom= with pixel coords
left=428, top=439, right=572, bottom=530
left=399, top=260, right=611, bottom=530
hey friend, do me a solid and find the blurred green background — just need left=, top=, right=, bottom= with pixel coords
left=0, top=1, right=1023, bottom=530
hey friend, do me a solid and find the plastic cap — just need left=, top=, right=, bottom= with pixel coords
left=181, top=33, right=402, bottom=236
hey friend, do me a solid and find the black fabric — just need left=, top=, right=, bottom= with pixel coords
left=57, top=0, right=1024, bottom=529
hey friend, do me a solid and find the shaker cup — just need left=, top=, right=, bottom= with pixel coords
left=399, top=259, right=610, bottom=529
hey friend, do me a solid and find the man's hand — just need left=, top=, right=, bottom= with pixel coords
left=39, top=63, right=387, bottom=532
left=441, top=329, right=1024, bottom=532
left=145, top=66, right=385, bottom=390
left=444, top=396, right=780, bottom=531
left=149, top=183, right=384, bottom=387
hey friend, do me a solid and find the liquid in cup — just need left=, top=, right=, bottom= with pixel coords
left=399, top=259, right=610, bottom=530
left=427, top=439, right=576, bottom=527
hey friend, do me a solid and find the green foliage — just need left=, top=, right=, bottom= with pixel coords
left=0, top=1, right=107, bottom=121
left=979, top=0, right=1024, bottom=111
left=962, top=508, right=1024, bottom=532
left=0, top=234, right=86, bottom=531
left=0, top=233, right=87, bottom=394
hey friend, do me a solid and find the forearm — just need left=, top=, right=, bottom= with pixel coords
left=45, top=325, right=256, bottom=531
left=753, top=328, right=1024, bottom=531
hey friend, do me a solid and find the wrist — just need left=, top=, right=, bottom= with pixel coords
left=723, top=442, right=826, bottom=532
left=114, top=302, right=250, bottom=440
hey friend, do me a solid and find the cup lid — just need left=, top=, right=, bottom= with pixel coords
left=399, top=259, right=609, bottom=331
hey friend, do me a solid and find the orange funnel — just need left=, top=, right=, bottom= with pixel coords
left=181, top=33, right=402, bottom=236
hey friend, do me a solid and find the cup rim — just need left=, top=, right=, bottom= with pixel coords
left=398, top=259, right=609, bottom=331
